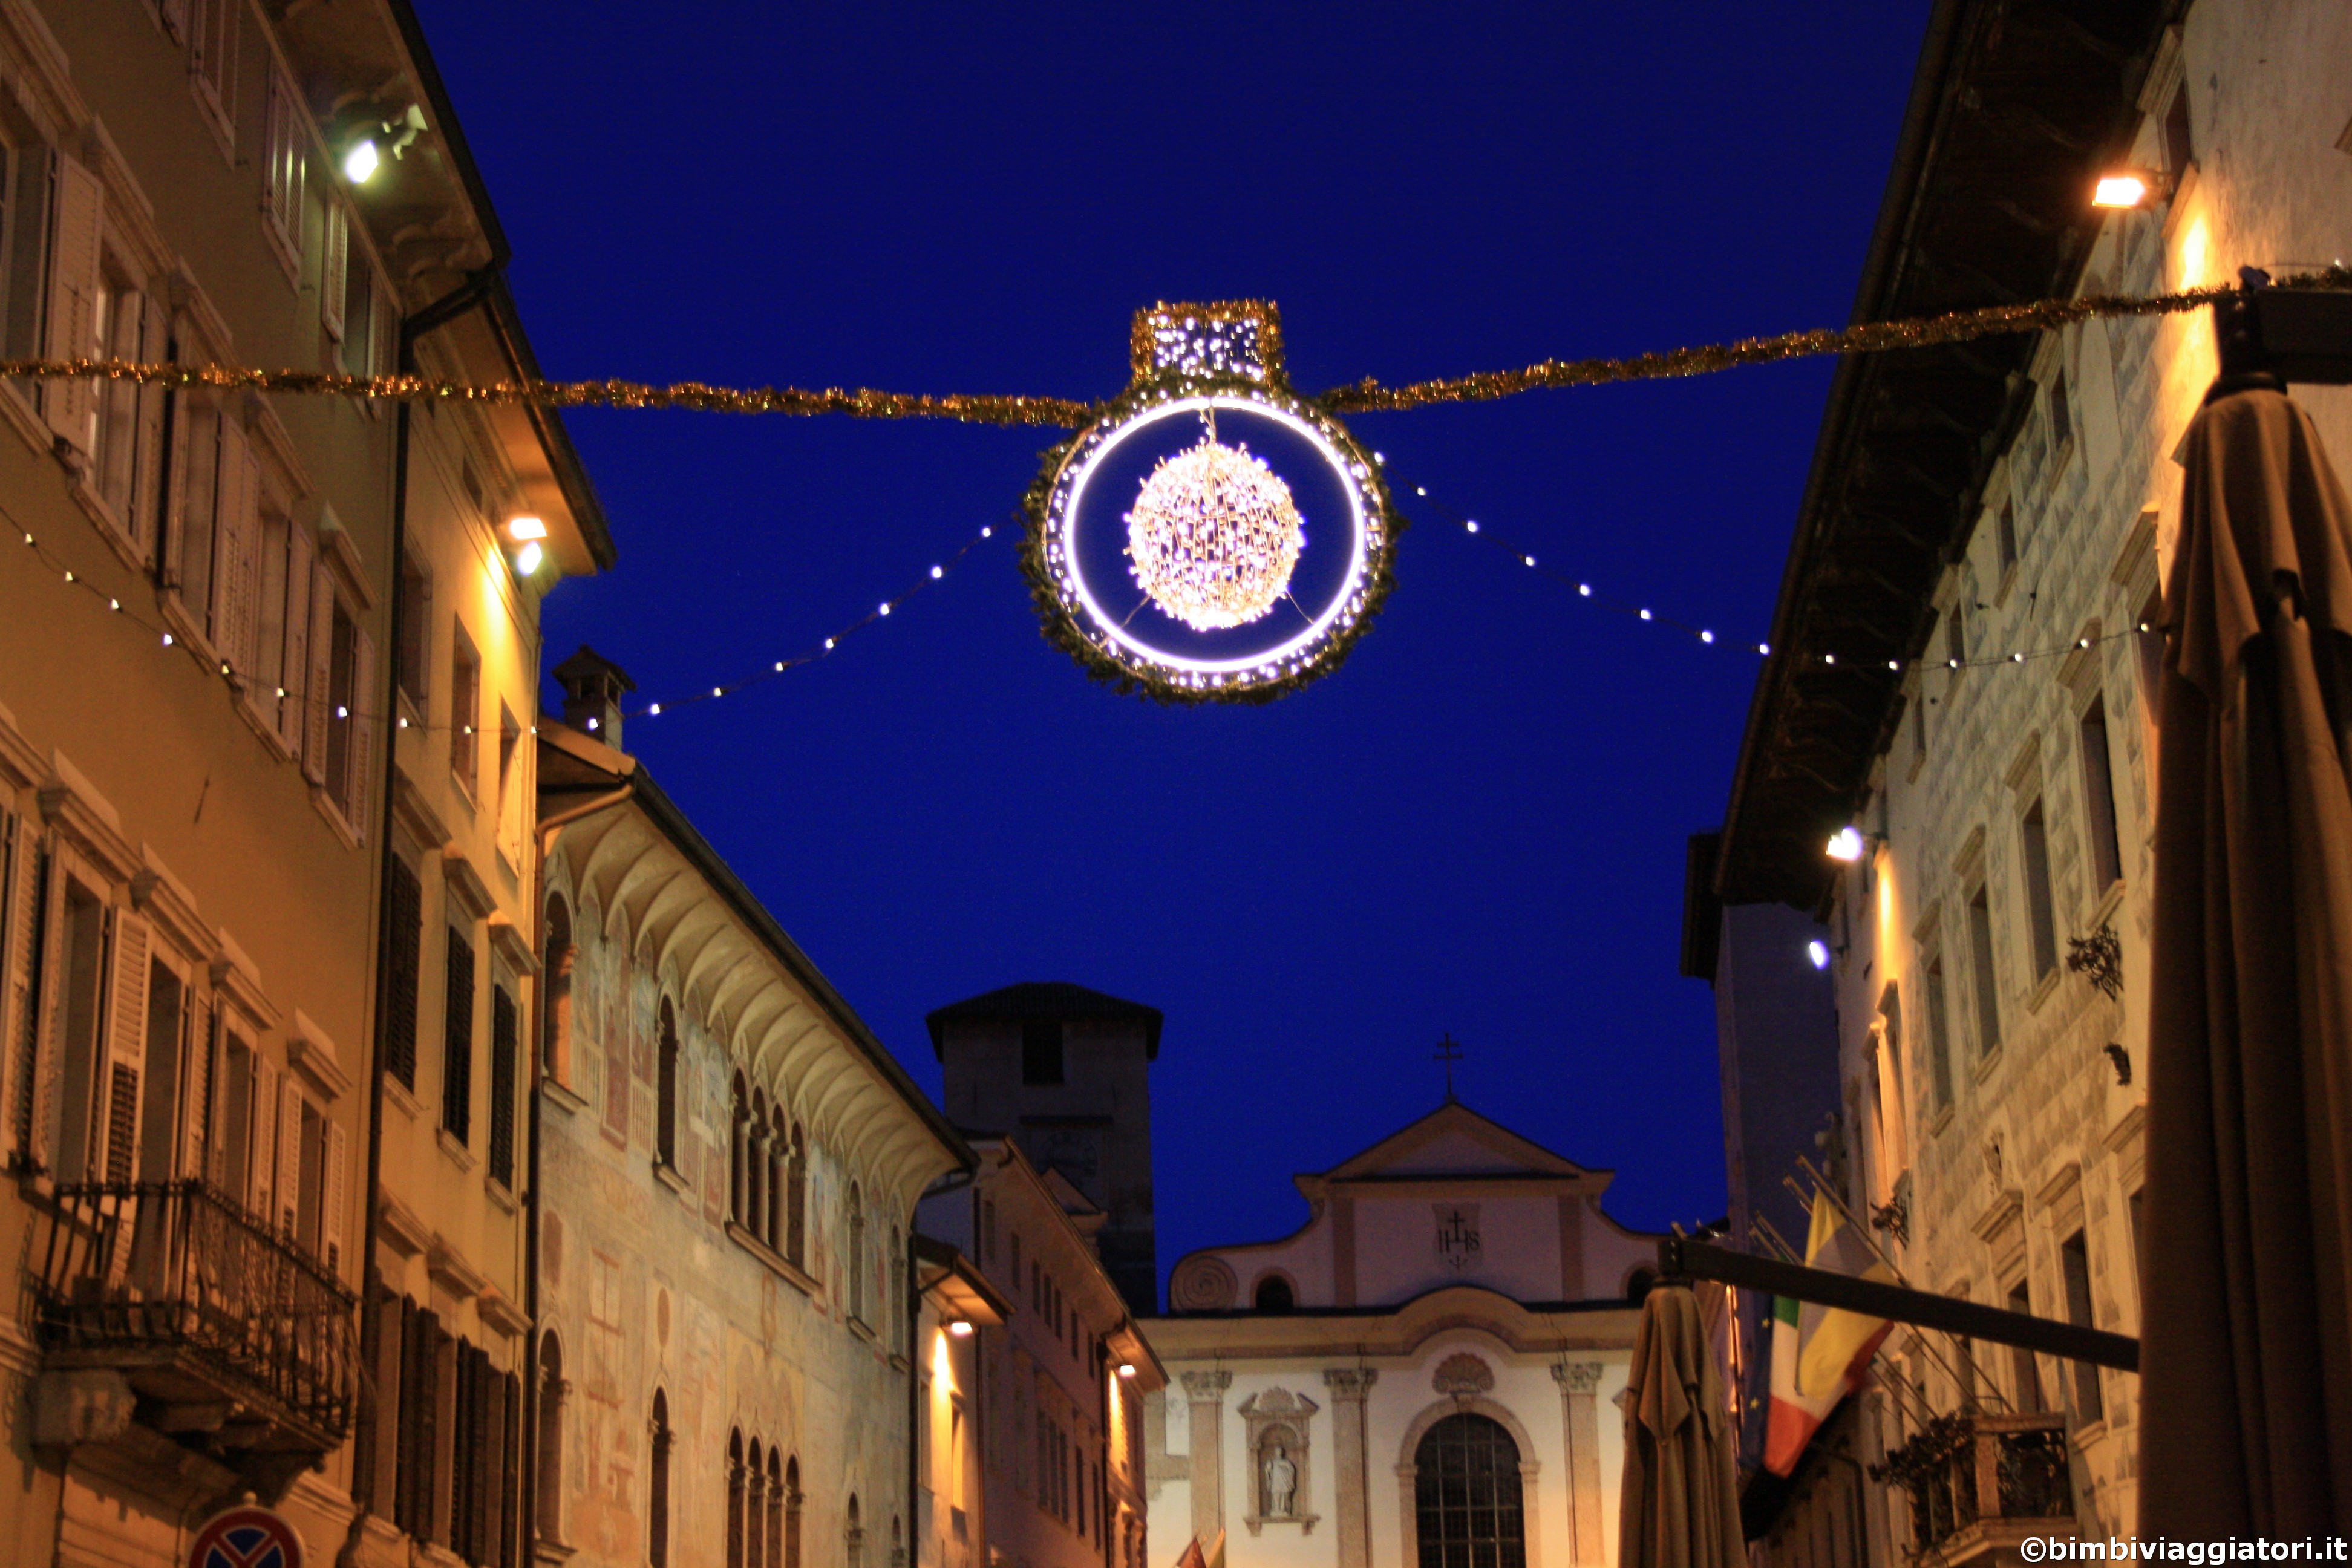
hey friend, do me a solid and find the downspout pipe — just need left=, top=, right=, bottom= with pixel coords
left=342, top=261, right=503, bottom=1568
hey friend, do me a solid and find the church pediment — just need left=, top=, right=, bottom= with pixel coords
left=1316, top=1101, right=1598, bottom=1185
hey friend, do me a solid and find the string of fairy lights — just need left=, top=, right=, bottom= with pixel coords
left=11, top=439, right=2158, bottom=740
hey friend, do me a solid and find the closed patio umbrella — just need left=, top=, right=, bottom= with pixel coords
left=1619, top=1282, right=1742, bottom=1568
left=2141, top=375, right=2352, bottom=1536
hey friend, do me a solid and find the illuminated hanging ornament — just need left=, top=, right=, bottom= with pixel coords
left=1123, top=414, right=1304, bottom=630
left=1022, top=301, right=1400, bottom=703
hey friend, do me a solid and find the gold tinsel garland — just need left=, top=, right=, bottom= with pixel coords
left=1, top=270, right=2340, bottom=425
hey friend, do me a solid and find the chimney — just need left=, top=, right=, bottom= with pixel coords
left=552, top=645, right=635, bottom=750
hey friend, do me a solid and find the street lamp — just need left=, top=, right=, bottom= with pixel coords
left=2093, top=169, right=2167, bottom=209
left=1826, top=826, right=1868, bottom=863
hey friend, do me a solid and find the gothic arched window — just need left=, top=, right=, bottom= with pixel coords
left=655, top=999, right=680, bottom=1168
left=768, top=1106, right=788, bottom=1254
left=1413, top=1413, right=1525, bottom=1568
left=785, top=1123, right=808, bottom=1266
left=536, top=1334, right=567, bottom=1545
left=543, top=893, right=574, bottom=1082
left=728, top=1429, right=747, bottom=1568
left=648, top=1390, right=673, bottom=1568
left=748, top=1090, right=770, bottom=1239
left=731, top=1074, right=750, bottom=1226
left=766, top=1447, right=785, bottom=1568
left=848, top=1184, right=867, bottom=1322
left=783, top=1456, right=802, bottom=1568
left=845, top=1494, right=864, bottom=1568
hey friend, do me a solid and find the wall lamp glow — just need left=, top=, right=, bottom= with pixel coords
left=342, top=104, right=427, bottom=185
left=947, top=1321, right=975, bottom=1338
left=507, top=516, right=547, bottom=577
left=2092, top=169, right=2167, bottom=210
left=1806, top=940, right=1832, bottom=971
left=1117, top=1364, right=1137, bottom=1379
left=1826, top=826, right=1869, bottom=862
left=512, top=541, right=544, bottom=576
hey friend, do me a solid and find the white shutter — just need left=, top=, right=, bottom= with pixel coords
left=131, top=295, right=167, bottom=564
left=181, top=999, right=215, bottom=1179
left=42, top=149, right=104, bottom=452
left=27, top=848, right=69, bottom=1174
left=304, top=562, right=334, bottom=783
left=281, top=521, right=314, bottom=751
left=0, top=812, right=36, bottom=1156
left=249, top=1053, right=278, bottom=1219
left=321, top=204, right=348, bottom=342
left=348, top=627, right=377, bottom=832
left=322, top=1118, right=349, bottom=1276
left=276, top=1076, right=304, bottom=1233
left=100, top=909, right=150, bottom=1183
left=210, top=419, right=259, bottom=671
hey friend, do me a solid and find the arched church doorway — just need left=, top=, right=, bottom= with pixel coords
left=1413, top=1413, right=1526, bottom=1568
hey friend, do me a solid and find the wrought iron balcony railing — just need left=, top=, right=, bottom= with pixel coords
left=1874, top=1411, right=2074, bottom=1562
left=33, top=1180, right=358, bottom=1447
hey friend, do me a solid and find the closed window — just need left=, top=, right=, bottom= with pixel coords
left=489, top=982, right=518, bottom=1187
left=1966, top=883, right=2001, bottom=1054
left=261, top=65, right=305, bottom=270
left=655, top=998, right=679, bottom=1168
left=2060, top=1232, right=2104, bottom=1422
left=2019, top=797, right=2059, bottom=981
left=451, top=627, right=481, bottom=799
left=2079, top=696, right=2123, bottom=891
left=1022, top=1019, right=1063, bottom=1085
left=2006, top=1279, right=2045, bottom=1412
left=1923, top=955, right=1953, bottom=1109
left=384, top=857, right=423, bottom=1088
left=1414, top=1414, right=1526, bottom=1568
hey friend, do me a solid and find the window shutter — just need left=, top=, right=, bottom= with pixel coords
left=275, top=1075, right=304, bottom=1233
left=181, top=999, right=215, bottom=1179
left=1, top=812, right=34, bottom=1157
left=443, top=931, right=475, bottom=1145
left=249, top=1053, right=278, bottom=1219
left=101, top=909, right=151, bottom=1183
left=385, top=857, right=422, bottom=1088
left=322, top=204, right=348, bottom=342
left=131, top=296, right=168, bottom=564
left=211, top=419, right=260, bottom=672
left=281, top=520, right=314, bottom=751
left=324, top=1117, right=348, bottom=1276
left=348, top=626, right=377, bottom=833
left=488, top=984, right=516, bottom=1186
left=304, top=562, right=334, bottom=783
left=27, top=848, right=70, bottom=1173
left=42, top=149, right=103, bottom=452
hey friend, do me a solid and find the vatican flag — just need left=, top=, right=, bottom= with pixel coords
left=1762, top=1191, right=1894, bottom=1475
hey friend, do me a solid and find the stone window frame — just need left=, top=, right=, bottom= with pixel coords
left=1393, top=1394, right=1543, bottom=1568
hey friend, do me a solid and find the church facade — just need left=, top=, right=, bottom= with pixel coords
left=1140, top=1102, right=1662, bottom=1568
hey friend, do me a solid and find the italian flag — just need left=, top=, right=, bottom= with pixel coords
left=1762, top=1192, right=1895, bottom=1476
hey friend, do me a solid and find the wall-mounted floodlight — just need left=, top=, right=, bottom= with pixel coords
left=1826, top=826, right=1869, bottom=863
left=947, top=1321, right=975, bottom=1338
left=2093, top=169, right=2167, bottom=209
left=1806, top=940, right=1832, bottom=971
left=342, top=138, right=381, bottom=183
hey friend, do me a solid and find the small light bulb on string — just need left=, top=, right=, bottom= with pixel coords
left=1639, top=609, right=1653, bottom=621
left=1578, top=584, right=1592, bottom=597
left=162, top=633, right=174, bottom=647
left=1523, top=555, right=1537, bottom=567
left=648, top=703, right=662, bottom=716
left=1823, top=653, right=1837, bottom=665
left=1465, top=521, right=1478, bottom=534
left=1702, top=631, right=1714, bottom=644
left=879, top=603, right=891, bottom=616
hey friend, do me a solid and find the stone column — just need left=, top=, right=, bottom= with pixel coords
left=1322, top=1370, right=1377, bottom=1568
left=1552, top=1363, right=1605, bottom=1565
left=1180, top=1371, right=1232, bottom=1549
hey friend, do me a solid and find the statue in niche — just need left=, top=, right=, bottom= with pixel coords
left=1263, top=1443, right=1297, bottom=1518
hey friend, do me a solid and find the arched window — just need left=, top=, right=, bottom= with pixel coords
left=1253, top=1275, right=1295, bottom=1312
left=536, top=1334, right=567, bottom=1545
left=746, top=1437, right=766, bottom=1568
left=845, top=1494, right=863, bottom=1568
left=728, top=1430, right=747, bottom=1568
left=1413, top=1414, right=1524, bottom=1568
left=648, top=1390, right=673, bottom=1568
left=768, top=1105, right=788, bottom=1255
left=731, top=1074, right=751, bottom=1226
left=766, top=1448, right=785, bottom=1568
left=889, top=1226, right=904, bottom=1347
left=848, top=1184, right=867, bottom=1323
left=890, top=1515, right=903, bottom=1568
left=656, top=999, right=680, bottom=1168
left=1624, top=1266, right=1658, bottom=1305
left=543, top=894, right=575, bottom=1082
left=785, top=1124, right=807, bottom=1266
left=783, top=1456, right=802, bottom=1568
left=748, top=1091, right=769, bottom=1239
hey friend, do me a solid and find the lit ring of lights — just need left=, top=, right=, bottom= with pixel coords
left=1024, top=390, right=1397, bottom=704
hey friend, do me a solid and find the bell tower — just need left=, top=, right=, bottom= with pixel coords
left=927, top=982, right=1161, bottom=1314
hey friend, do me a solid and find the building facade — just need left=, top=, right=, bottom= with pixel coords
left=0, top=2, right=605, bottom=1567
left=537, top=682, right=971, bottom=1568
left=918, top=1134, right=1166, bottom=1568
left=1700, top=0, right=2352, bottom=1561
left=1142, top=1101, right=1658, bottom=1568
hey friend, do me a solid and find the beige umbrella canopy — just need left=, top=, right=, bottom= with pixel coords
left=1618, top=1283, right=1743, bottom=1568
left=2141, top=379, right=2352, bottom=1535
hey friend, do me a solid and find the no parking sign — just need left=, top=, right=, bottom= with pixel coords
left=189, top=1504, right=304, bottom=1568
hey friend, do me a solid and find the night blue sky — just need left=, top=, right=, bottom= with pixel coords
left=413, top=1, right=1926, bottom=1294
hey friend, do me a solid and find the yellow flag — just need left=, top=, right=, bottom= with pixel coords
left=1794, top=1190, right=1896, bottom=1399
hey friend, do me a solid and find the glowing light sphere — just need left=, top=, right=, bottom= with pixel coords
left=1123, top=430, right=1304, bottom=630
left=1022, top=301, right=1399, bottom=704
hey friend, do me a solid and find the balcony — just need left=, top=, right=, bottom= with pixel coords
left=31, top=1180, right=358, bottom=1492
left=1875, top=1411, right=2076, bottom=1568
